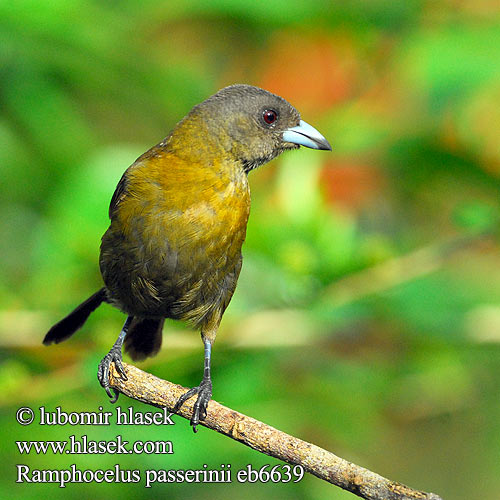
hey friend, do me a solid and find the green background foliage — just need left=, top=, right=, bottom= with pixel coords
left=1, top=1, right=500, bottom=499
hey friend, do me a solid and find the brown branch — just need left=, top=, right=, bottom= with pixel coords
left=109, top=363, right=443, bottom=500
left=321, top=232, right=490, bottom=309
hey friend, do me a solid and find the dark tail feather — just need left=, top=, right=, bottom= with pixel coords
left=43, top=288, right=107, bottom=345
left=124, top=317, right=164, bottom=361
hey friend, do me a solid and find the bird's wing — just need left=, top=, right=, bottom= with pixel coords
left=109, top=170, right=129, bottom=219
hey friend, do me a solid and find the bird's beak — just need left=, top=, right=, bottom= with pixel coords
left=282, top=120, right=332, bottom=151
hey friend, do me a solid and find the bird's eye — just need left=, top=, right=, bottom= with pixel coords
left=262, top=109, right=278, bottom=125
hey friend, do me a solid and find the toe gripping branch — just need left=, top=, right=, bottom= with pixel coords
left=97, top=316, right=132, bottom=403
left=173, top=339, right=213, bottom=432
left=98, top=319, right=213, bottom=432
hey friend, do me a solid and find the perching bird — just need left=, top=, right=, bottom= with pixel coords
left=43, top=84, right=331, bottom=431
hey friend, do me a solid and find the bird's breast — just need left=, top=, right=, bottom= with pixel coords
left=100, top=153, right=251, bottom=321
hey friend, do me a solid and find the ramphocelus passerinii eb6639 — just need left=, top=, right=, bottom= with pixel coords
left=43, top=84, right=331, bottom=431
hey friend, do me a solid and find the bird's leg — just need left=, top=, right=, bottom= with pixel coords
left=97, top=316, right=132, bottom=403
left=173, top=339, right=213, bottom=432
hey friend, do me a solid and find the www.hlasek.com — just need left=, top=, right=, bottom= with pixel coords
left=15, top=406, right=305, bottom=487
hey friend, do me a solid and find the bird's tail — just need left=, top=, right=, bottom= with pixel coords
left=43, top=288, right=107, bottom=345
left=124, top=317, right=164, bottom=361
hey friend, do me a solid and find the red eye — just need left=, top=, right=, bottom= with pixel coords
left=263, top=109, right=278, bottom=125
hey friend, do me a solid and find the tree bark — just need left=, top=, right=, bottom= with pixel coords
left=108, top=363, right=443, bottom=500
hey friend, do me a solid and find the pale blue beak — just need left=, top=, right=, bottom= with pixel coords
left=282, top=120, right=332, bottom=151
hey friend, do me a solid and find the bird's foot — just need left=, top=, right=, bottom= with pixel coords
left=173, top=377, right=212, bottom=432
left=97, top=344, right=127, bottom=403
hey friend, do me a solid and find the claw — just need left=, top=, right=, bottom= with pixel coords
left=109, top=388, right=120, bottom=404
left=173, top=377, right=212, bottom=432
left=96, top=317, right=131, bottom=404
left=97, top=348, right=127, bottom=403
left=173, top=387, right=198, bottom=413
left=113, top=357, right=128, bottom=381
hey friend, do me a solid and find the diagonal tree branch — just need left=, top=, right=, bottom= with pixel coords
left=108, top=363, right=443, bottom=500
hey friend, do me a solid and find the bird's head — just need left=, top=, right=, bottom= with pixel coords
left=170, top=84, right=331, bottom=173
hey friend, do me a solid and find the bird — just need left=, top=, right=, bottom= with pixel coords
left=43, top=84, right=331, bottom=431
